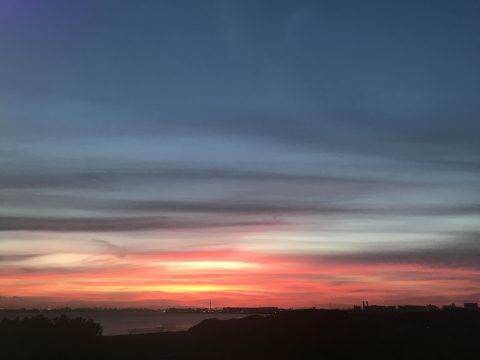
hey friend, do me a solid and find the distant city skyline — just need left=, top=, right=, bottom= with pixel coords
left=1, top=0, right=479, bottom=308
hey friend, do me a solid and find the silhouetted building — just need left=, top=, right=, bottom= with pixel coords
left=398, top=305, right=427, bottom=313
left=442, top=303, right=457, bottom=310
left=365, top=305, right=385, bottom=312
left=222, top=307, right=279, bottom=314
left=464, top=303, right=478, bottom=310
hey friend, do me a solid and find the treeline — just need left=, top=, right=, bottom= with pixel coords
left=0, top=315, right=102, bottom=359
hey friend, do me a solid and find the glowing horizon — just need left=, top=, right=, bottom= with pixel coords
left=2, top=243, right=479, bottom=308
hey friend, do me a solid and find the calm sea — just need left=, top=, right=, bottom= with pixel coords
left=0, top=311, right=251, bottom=335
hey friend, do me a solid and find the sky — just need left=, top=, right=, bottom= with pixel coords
left=1, top=0, right=479, bottom=308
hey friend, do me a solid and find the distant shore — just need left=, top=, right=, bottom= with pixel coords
left=1, top=301, right=478, bottom=313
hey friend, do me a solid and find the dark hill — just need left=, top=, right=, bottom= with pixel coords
left=2, top=310, right=480, bottom=359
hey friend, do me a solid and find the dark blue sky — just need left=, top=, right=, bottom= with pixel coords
left=1, top=0, right=479, bottom=307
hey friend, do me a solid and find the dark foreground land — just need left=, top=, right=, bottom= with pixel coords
left=2, top=309, right=479, bottom=359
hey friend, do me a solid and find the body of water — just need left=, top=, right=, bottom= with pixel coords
left=0, top=311, right=251, bottom=335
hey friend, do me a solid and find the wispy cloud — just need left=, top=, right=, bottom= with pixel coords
left=0, top=215, right=283, bottom=232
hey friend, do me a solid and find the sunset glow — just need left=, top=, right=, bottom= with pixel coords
left=2, top=243, right=480, bottom=308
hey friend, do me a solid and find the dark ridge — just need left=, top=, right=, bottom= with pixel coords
left=2, top=310, right=480, bottom=359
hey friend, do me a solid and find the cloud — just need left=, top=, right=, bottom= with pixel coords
left=0, top=215, right=283, bottom=232
left=313, top=233, right=480, bottom=269
left=2, top=191, right=478, bottom=218
left=96, top=200, right=480, bottom=217
left=0, top=254, right=43, bottom=262
left=0, top=166, right=404, bottom=190
left=91, top=239, right=127, bottom=257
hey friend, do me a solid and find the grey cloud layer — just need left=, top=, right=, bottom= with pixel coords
left=0, top=216, right=282, bottom=232
left=315, top=234, right=480, bottom=269
left=2, top=1, right=480, bottom=166
left=0, top=0, right=479, bottom=280
left=3, top=195, right=479, bottom=218
left=0, top=166, right=407, bottom=190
